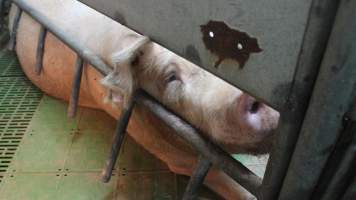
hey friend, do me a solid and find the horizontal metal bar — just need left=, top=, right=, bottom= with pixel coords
left=135, top=90, right=262, bottom=197
left=35, top=25, right=46, bottom=75
left=67, top=55, right=84, bottom=119
left=78, top=0, right=318, bottom=110
left=182, top=156, right=212, bottom=200
left=101, top=97, right=135, bottom=183
left=13, top=0, right=112, bottom=76
left=14, top=1, right=262, bottom=196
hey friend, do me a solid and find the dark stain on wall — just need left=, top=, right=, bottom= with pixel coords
left=200, top=20, right=262, bottom=69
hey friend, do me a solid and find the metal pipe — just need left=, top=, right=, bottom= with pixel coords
left=14, top=0, right=263, bottom=196
left=13, top=0, right=112, bottom=76
left=35, top=25, right=46, bottom=75
left=341, top=174, right=356, bottom=200
left=278, top=0, right=356, bottom=198
left=101, top=97, right=135, bottom=183
left=135, top=91, right=262, bottom=197
left=260, top=0, right=340, bottom=199
left=312, top=103, right=356, bottom=200
left=182, top=156, right=212, bottom=200
left=67, top=55, right=84, bottom=119
left=7, top=5, right=21, bottom=51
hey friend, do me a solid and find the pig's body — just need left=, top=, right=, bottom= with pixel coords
left=11, top=0, right=279, bottom=199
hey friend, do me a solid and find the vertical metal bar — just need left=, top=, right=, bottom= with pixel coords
left=314, top=117, right=356, bottom=200
left=35, top=25, right=47, bottom=75
left=182, top=156, right=212, bottom=200
left=260, top=0, right=340, bottom=199
left=0, top=0, right=4, bottom=31
left=67, top=55, right=84, bottom=119
left=341, top=174, right=356, bottom=200
left=278, top=0, right=356, bottom=198
left=7, top=5, right=21, bottom=51
left=312, top=103, right=356, bottom=200
left=101, top=97, right=135, bottom=183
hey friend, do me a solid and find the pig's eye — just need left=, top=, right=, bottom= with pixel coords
left=165, top=71, right=179, bottom=83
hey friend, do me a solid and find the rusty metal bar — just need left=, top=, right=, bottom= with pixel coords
left=7, top=5, right=21, bottom=51
left=135, top=91, right=262, bottom=197
left=13, top=0, right=112, bottom=75
left=101, top=97, right=135, bottom=183
left=182, top=156, right=212, bottom=200
left=67, top=55, right=84, bottom=119
left=35, top=25, right=46, bottom=75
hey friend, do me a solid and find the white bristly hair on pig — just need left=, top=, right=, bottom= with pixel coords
left=101, top=36, right=150, bottom=108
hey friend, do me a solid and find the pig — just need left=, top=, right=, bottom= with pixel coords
left=10, top=0, right=279, bottom=199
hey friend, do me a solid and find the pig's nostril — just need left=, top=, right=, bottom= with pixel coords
left=249, top=101, right=260, bottom=114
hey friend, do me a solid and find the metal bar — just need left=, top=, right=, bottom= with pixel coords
left=135, top=91, right=262, bottom=197
left=0, top=0, right=4, bottom=31
left=7, top=5, right=21, bottom=51
left=182, top=156, right=212, bottom=200
left=15, top=0, right=263, bottom=196
left=315, top=116, right=356, bottom=200
left=260, top=0, right=340, bottom=199
left=341, top=174, right=356, bottom=200
left=13, top=0, right=112, bottom=75
left=35, top=25, right=47, bottom=75
left=78, top=0, right=318, bottom=110
left=67, top=55, right=84, bottom=119
left=278, top=0, right=356, bottom=198
left=101, top=97, right=135, bottom=183
left=312, top=102, right=356, bottom=200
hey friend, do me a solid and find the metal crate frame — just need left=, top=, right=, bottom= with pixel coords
left=9, top=0, right=356, bottom=199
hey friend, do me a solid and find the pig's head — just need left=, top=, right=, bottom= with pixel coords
left=101, top=37, right=279, bottom=155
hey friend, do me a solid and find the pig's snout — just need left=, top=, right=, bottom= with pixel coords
left=242, top=95, right=262, bottom=115
left=238, top=94, right=264, bottom=122
left=236, top=93, right=278, bottom=137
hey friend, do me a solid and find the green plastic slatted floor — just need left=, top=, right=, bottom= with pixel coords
left=0, top=49, right=267, bottom=200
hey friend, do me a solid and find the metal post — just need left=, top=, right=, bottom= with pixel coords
left=278, top=0, right=356, bottom=198
left=7, top=5, right=21, bottom=51
left=312, top=103, right=356, bottom=200
left=35, top=25, right=47, bottom=75
left=260, top=1, right=340, bottom=199
left=182, top=156, right=212, bottom=200
left=67, top=55, right=84, bottom=119
left=341, top=174, right=356, bottom=200
left=0, top=0, right=4, bottom=31
left=101, top=97, right=135, bottom=183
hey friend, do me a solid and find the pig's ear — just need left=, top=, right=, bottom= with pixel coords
left=101, top=36, right=150, bottom=107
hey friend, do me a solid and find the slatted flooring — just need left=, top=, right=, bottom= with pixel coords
left=0, top=50, right=42, bottom=184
